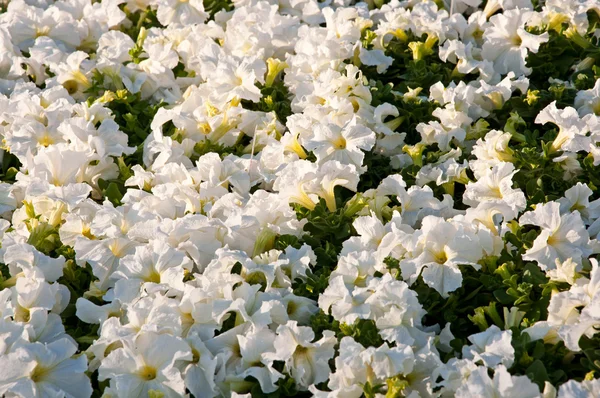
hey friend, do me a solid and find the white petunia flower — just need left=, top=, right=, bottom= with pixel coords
left=271, top=321, right=336, bottom=390
left=482, top=8, right=549, bottom=76
left=557, top=379, right=600, bottom=398
left=0, top=338, right=92, bottom=398
left=558, top=182, right=600, bottom=225
left=574, top=78, right=600, bottom=117
left=303, top=116, right=376, bottom=170
left=520, top=201, right=591, bottom=270
left=463, top=162, right=526, bottom=213
left=156, top=0, right=209, bottom=26
left=400, top=216, right=484, bottom=297
left=111, top=239, right=192, bottom=303
left=456, top=365, right=540, bottom=398
left=462, top=325, right=515, bottom=368
left=535, top=101, right=589, bottom=154
left=98, top=332, right=193, bottom=398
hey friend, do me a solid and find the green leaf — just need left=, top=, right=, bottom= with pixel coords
left=526, top=360, right=549, bottom=389
left=104, top=182, right=124, bottom=206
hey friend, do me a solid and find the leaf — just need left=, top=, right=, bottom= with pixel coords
left=526, top=360, right=549, bottom=389
left=104, top=182, right=124, bottom=206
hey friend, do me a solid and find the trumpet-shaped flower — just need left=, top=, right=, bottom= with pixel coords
left=156, top=0, right=208, bottom=25
left=481, top=9, right=548, bottom=76
left=0, top=338, right=92, bottom=398
left=98, top=332, right=193, bottom=398
left=111, top=240, right=192, bottom=303
left=463, top=162, right=526, bottom=212
left=535, top=101, right=589, bottom=154
left=303, top=116, right=375, bottom=169
left=456, top=365, right=540, bottom=398
left=400, top=216, right=484, bottom=297
left=271, top=321, right=336, bottom=390
left=520, top=201, right=591, bottom=270
left=574, top=78, right=600, bottom=116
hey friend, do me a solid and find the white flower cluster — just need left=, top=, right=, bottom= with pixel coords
left=0, top=0, right=599, bottom=396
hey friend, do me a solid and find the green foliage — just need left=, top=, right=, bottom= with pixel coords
left=412, top=251, right=552, bottom=342
left=310, top=311, right=384, bottom=348
left=509, top=332, right=570, bottom=389
left=0, top=152, right=20, bottom=182
left=364, top=33, right=454, bottom=93
left=27, top=222, right=62, bottom=256
left=292, top=198, right=357, bottom=300
left=241, top=80, right=293, bottom=124
left=249, top=375, right=312, bottom=398
left=361, top=34, right=449, bottom=146
left=121, top=7, right=160, bottom=40
left=338, top=319, right=385, bottom=347
left=359, top=150, right=400, bottom=192
left=99, top=92, right=165, bottom=149
left=59, top=261, right=100, bottom=348
left=97, top=178, right=126, bottom=206
left=526, top=31, right=583, bottom=90
left=1, top=4, right=599, bottom=397
left=192, top=138, right=250, bottom=160
left=203, top=0, right=234, bottom=19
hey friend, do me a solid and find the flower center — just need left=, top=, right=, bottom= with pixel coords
left=15, top=306, right=30, bottom=322
left=109, top=241, right=125, bottom=256
left=63, top=80, right=79, bottom=95
left=138, top=365, right=157, bottom=381
left=82, top=225, right=95, bottom=239
left=592, top=100, right=600, bottom=116
left=332, top=136, right=347, bottom=149
left=287, top=300, right=297, bottom=316
left=354, top=274, right=368, bottom=287
left=30, top=364, right=49, bottom=383
left=570, top=202, right=586, bottom=213
left=37, top=133, right=54, bottom=147
left=434, top=250, right=448, bottom=265
left=232, top=341, right=242, bottom=358
left=294, top=345, right=309, bottom=356
left=489, top=185, right=503, bottom=199
left=35, top=26, right=51, bottom=38
left=146, top=268, right=161, bottom=284
left=191, top=348, right=201, bottom=363
left=547, top=233, right=561, bottom=246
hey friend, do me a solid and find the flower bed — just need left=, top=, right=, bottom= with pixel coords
left=0, top=0, right=599, bottom=396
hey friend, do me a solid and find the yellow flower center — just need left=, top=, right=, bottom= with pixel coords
left=37, top=133, right=54, bottom=147
left=294, top=345, right=309, bottom=356
left=286, top=300, right=297, bottom=316
left=145, top=268, right=161, bottom=284
left=547, top=233, right=561, bottom=246
left=197, top=122, right=211, bottom=135
left=35, top=26, right=51, bottom=38
left=191, top=348, right=201, bottom=363
left=82, top=225, right=95, bottom=240
left=489, top=185, right=503, bottom=199
left=332, top=136, right=347, bottom=150
left=15, top=305, right=30, bottom=322
left=138, top=365, right=157, bottom=381
left=433, top=250, right=448, bottom=265
left=592, top=101, right=600, bottom=116
left=30, top=364, right=49, bottom=383
left=205, top=102, right=219, bottom=117
left=63, top=80, right=79, bottom=95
